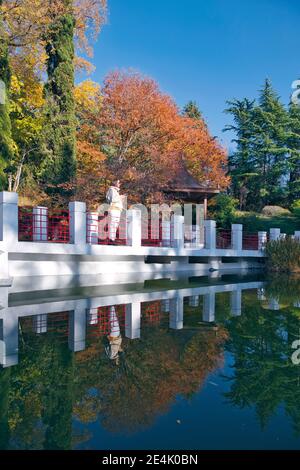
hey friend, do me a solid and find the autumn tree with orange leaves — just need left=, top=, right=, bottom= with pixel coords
left=182, top=116, right=229, bottom=189
left=75, top=70, right=229, bottom=204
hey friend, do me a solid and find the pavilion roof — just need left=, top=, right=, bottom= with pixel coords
left=166, top=165, right=220, bottom=195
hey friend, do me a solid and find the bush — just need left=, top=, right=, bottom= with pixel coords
left=233, top=213, right=263, bottom=232
left=265, top=237, right=300, bottom=273
left=291, top=200, right=300, bottom=218
left=261, top=205, right=291, bottom=217
left=208, top=194, right=238, bottom=228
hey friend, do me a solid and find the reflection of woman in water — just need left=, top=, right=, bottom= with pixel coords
left=105, top=306, right=124, bottom=365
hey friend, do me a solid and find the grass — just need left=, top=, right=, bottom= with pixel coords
left=233, top=211, right=299, bottom=234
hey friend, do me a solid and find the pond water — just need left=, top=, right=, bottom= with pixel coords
left=1, top=271, right=300, bottom=450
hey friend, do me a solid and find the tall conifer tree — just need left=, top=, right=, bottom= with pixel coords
left=0, top=0, right=14, bottom=188
left=225, top=80, right=290, bottom=209
left=287, top=102, right=300, bottom=202
left=41, top=0, right=77, bottom=194
left=252, top=79, right=289, bottom=205
left=224, top=98, right=256, bottom=209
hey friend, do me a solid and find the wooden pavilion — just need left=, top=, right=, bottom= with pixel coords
left=164, top=165, right=220, bottom=218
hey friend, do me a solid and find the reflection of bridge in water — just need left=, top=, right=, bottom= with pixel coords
left=0, top=272, right=267, bottom=368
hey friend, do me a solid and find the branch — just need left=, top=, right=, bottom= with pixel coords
left=12, top=147, right=38, bottom=192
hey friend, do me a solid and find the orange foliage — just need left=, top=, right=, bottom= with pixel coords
left=80, top=70, right=229, bottom=203
left=180, top=117, right=230, bottom=189
left=98, top=70, right=183, bottom=202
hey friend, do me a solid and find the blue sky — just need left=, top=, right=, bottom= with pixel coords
left=87, top=0, right=300, bottom=151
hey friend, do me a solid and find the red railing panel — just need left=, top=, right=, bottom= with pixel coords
left=48, top=211, right=70, bottom=243
left=216, top=229, right=232, bottom=249
left=243, top=233, right=259, bottom=250
left=18, top=207, right=70, bottom=244
left=18, top=207, right=34, bottom=241
left=141, top=300, right=169, bottom=327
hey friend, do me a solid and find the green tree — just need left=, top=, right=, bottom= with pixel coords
left=287, top=102, right=300, bottom=203
left=42, top=340, right=73, bottom=450
left=225, top=80, right=290, bottom=210
left=182, top=101, right=202, bottom=120
left=41, top=0, right=77, bottom=195
left=7, top=74, right=45, bottom=192
left=0, top=0, right=15, bottom=188
left=252, top=79, right=289, bottom=206
left=1, top=333, right=74, bottom=450
left=208, top=193, right=238, bottom=228
left=224, top=98, right=257, bottom=209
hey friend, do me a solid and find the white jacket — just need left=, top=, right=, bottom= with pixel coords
left=106, top=186, right=123, bottom=210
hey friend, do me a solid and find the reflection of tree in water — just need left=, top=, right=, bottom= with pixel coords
left=74, top=327, right=228, bottom=434
left=265, top=274, right=300, bottom=308
left=0, top=334, right=74, bottom=450
left=0, top=320, right=227, bottom=447
left=223, top=283, right=300, bottom=435
left=3, top=278, right=300, bottom=446
left=42, top=340, right=73, bottom=449
left=0, top=369, right=10, bottom=449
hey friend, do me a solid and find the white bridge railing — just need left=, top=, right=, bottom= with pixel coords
left=0, top=191, right=293, bottom=254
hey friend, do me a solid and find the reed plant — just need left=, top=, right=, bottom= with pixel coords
left=265, top=236, right=300, bottom=272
